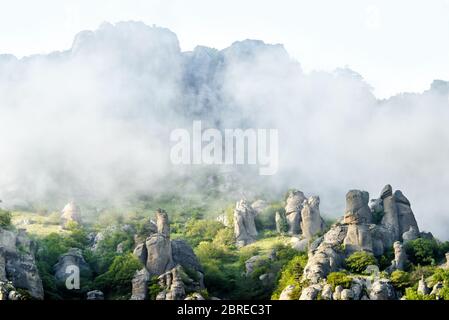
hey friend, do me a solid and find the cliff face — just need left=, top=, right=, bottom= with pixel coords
left=0, top=228, right=44, bottom=300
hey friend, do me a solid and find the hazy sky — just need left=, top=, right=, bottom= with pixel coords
left=1, top=0, right=448, bottom=98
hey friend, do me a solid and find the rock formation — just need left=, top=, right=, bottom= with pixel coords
left=388, top=241, right=407, bottom=272
left=130, top=268, right=150, bottom=300
left=53, top=248, right=92, bottom=283
left=131, top=209, right=205, bottom=300
left=251, top=199, right=268, bottom=215
left=446, top=252, right=449, bottom=269
left=300, top=196, right=325, bottom=240
left=61, top=201, right=82, bottom=228
left=0, top=228, right=43, bottom=300
left=86, top=290, right=104, bottom=300
left=292, top=185, right=422, bottom=300
left=417, top=276, right=429, bottom=295
left=145, top=209, right=174, bottom=276
left=233, top=199, right=258, bottom=247
left=284, top=190, right=306, bottom=235
left=275, top=211, right=286, bottom=234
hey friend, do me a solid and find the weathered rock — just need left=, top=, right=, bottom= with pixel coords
left=284, top=190, right=306, bottom=235
left=431, top=282, right=443, bottom=298
left=279, top=285, right=295, bottom=300
left=369, top=279, right=396, bottom=300
left=417, top=276, right=429, bottom=295
left=402, top=226, right=419, bottom=243
left=133, top=243, right=148, bottom=265
left=53, top=248, right=92, bottom=283
left=343, top=190, right=372, bottom=224
left=145, top=209, right=174, bottom=276
left=301, top=196, right=324, bottom=240
left=333, top=286, right=343, bottom=300
left=303, top=224, right=347, bottom=284
left=216, top=213, right=232, bottom=227
left=290, top=237, right=309, bottom=252
left=171, top=239, right=203, bottom=275
left=233, top=199, right=258, bottom=247
left=344, top=223, right=373, bottom=253
left=394, top=190, right=419, bottom=236
left=0, top=228, right=44, bottom=300
left=275, top=211, right=286, bottom=234
left=299, top=284, right=321, bottom=300
left=61, top=201, right=82, bottom=227
left=156, top=265, right=186, bottom=300
left=130, top=268, right=150, bottom=300
left=340, top=289, right=353, bottom=300
left=351, top=281, right=363, bottom=300
left=321, top=284, right=333, bottom=300
left=380, top=185, right=400, bottom=241
left=389, top=241, right=407, bottom=271
left=87, top=290, right=104, bottom=300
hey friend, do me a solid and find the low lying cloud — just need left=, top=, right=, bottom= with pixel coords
left=0, top=21, right=448, bottom=238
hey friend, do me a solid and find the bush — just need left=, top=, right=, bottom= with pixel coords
left=326, top=272, right=352, bottom=290
left=405, top=238, right=444, bottom=266
left=404, top=287, right=435, bottom=300
left=213, top=228, right=236, bottom=248
left=94, top=253, right=142, bottom=297
left=272, top=254, right=308, bottom=299
left=345, top=251, right=377, bottom=274
left=184, top=219, right=224, bottom=247
left=0, top=209, right=12, bottom=228
left=390, top=270, right=411, bottom=291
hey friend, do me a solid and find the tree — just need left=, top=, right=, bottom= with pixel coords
left=405, top=238, right=441, bottom=266
left=0, top=209, right=12, bottom=228
left=345, top=251, right=377, bottom=274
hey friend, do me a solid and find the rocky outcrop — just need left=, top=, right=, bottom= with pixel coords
left=0, top=228, right=43, bottom=300
left=131, top=209, right=205, bottom=300
left=376, top=185, right=419, bottom=243
left=61, top=201, right=82, bottom=228
left=300, top=196, right=324, bottom=240
left=145, top=209, right=174, bottom=276
left=234, top=199, right=258, bottom=247
left=402, top=226, right=419, bottom=243
left=53, top=248, right=92, bottom=283
left=294, top=184, right=422, bottom=300
left=284, top=190, right=306, bottom=235
left=130, top=268, right=150, bottom=300
left=446, top=252, right=449, bottom=269
left=275, top=211, right=286, bottom=234
left=388, top=241, right=407, bottom=272
left=86, top=290, right=104, bottom=300
left=279, top=285, right=295, bottom=300
left=155, top=264, right=206, bottom=301
left=369, top=279, right=396, bottom=300
left=417, top=276, right=429, bottom=295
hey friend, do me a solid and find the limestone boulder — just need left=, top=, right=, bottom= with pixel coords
left=130, top=268, right=150, bottom=300
left=301, top=196, right=325, bottom=240
left=61, top=201, right=82, bottom=228
left=234, top=199, right=258, bottom=247
left=284, top=190, right=306, bottom=235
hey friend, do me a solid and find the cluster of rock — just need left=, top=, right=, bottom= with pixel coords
left=283, top=185, right=430, bottom=300
left=0, top=227, right=44, bottom=300
left=131, top=209, right=205, bottom=300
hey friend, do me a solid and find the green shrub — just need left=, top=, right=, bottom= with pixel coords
left=0, top=209, right=12, bottom=228
left=184, top=219, right=224, bottom=247
left=272, top=254, right=308, bottom=300
left=148, top=276, right=162, bottom=300
left=213, top=228, right=236, bottom=248
left=326, top=272, right=352, bottom=290
left=404, top=287, right=435, bottom=300
left=390, top=270, right=411, bottom=290
left=405, top=238, right=444, bottom=266
left=345, top=251, right=377, bottom=274
left=94, top=253, right=142, bottom=297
